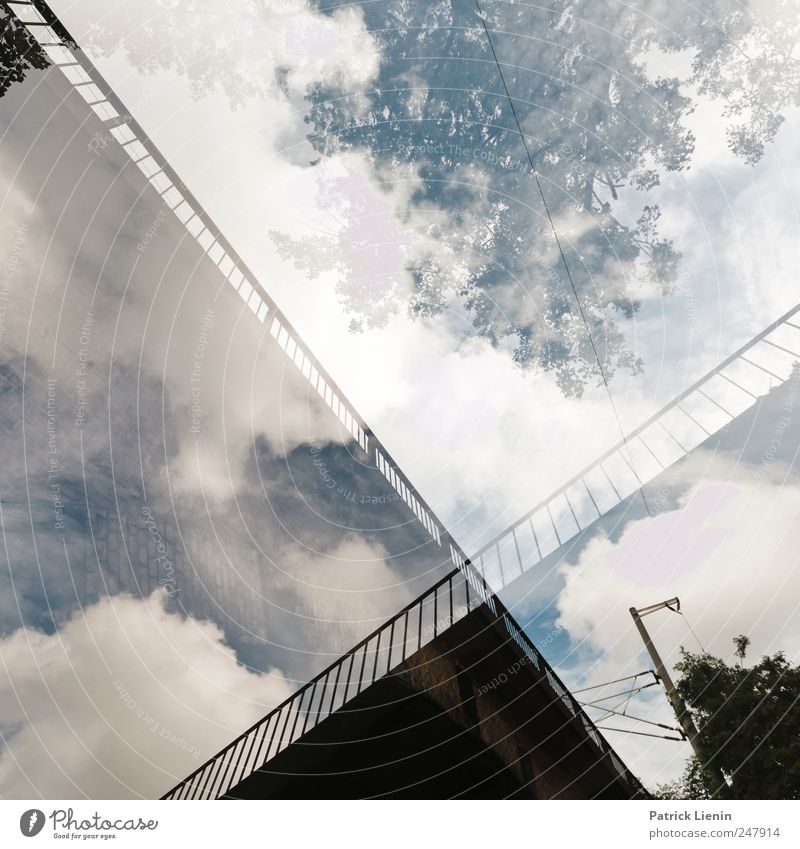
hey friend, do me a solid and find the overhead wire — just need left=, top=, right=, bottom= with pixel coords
left=572, top=671, right=657, bottom=694
left=577, top=671, right=681, bottom=737
left=581, top=671, right=649, bottom=718
left=679, top=609, right=707, bottom=653
left=579, top=680, right=659, bottom=707
left=597, top=727, right=685, bottom=742
left=473, top=0, right=652, bottom=518
left=584, top=704, right=683, bottom=733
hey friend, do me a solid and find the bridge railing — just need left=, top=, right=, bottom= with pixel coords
left=161, top=566, right=638, bottom=799
left=468, top=307, right=800, bottom=592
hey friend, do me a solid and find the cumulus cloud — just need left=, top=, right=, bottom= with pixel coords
left=0, top=590, right=293, bottom=799
left=280, top=534, right=425, bottom=628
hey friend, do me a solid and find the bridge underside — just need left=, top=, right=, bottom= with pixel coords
left=225, top=605, right=642, bottom=799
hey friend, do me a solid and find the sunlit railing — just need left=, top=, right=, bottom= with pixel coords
left=470, top=307, right=800, bottom=592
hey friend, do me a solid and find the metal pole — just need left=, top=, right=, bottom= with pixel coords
left=629, top=600, right=702, bottom=756
left=630, top=600, right=731, bottom=795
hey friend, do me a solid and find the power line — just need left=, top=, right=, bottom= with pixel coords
left=580, top=672, right=680, bottom=735
left=474, top=0, right=652, bottom=518
left=584, top=704, right=684, bottom=733
left=572, top=671, right=657, bottom=694
left=679, top=609, right=707, bottom=653
left=579, top=680, right=659, bottom=707
left=597, top=726, right=685, bottom=742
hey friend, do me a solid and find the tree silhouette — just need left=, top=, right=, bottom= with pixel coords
left=1, top=2, right=55, bottom=98
left=656, top=641, right=800, bottom=799
left=733, top=634, right=751, bottom=664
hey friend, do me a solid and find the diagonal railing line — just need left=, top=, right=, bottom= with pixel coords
left=465, top=301, right=800, bottom=590
left=161, top=567, right=463, bottom=799
left=481, top=300, right=800, bottom=551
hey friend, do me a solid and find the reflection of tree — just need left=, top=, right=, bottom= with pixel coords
left=67, top=0, right=374, bottom=109
left=2, top=1, right=80, bottom=97
left=1, top=3, right=54, bottom=98
left=271, top=0, right=696, bottom=395
left=271, top=0, right=798, bottom=396
left=272, top=161, right=416, bottom=332
left=75, top=1, right=278, bottom=107
left=643, top=0, right=800, bottom=165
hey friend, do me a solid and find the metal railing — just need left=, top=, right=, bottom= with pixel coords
left=470, top=305, right=800, bottom=592
left=161, top=567, right=639, bottom=799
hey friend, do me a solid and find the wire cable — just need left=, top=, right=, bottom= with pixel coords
left=679, top=609, right=707, bottom=653
left=579, top=680, right=659, bottom=707
left=584, top=704, right=683, bottom=733
left=474, top=0, right=652, bottom=517
left=597, top=726, right=685, bottom=742
left=572, top=671, right=656, bottom=694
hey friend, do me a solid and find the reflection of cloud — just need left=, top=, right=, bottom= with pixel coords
left=553, top=451, right=800, bottom=788
left=281, top=535, right=419, bottom=632
left=0, top=590, right=293, bottom=799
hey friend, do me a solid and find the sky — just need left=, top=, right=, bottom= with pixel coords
left=1, top=0, right=799, bottom=795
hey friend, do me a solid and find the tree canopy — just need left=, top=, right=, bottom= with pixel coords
left=268, top=0, right=800, bottom=395
left=1, top=2, right=54, bottom=98
left=656, top=638, right=800, bottom=799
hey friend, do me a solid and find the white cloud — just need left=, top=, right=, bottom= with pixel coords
left=281, top=4, right=380, bottom=92
left=0, top=591, right=293, bottom=799
left=276, top=534, right=433, bottom=653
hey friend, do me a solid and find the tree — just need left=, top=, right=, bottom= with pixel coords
left=655, top=640, right=800, bottom=799
left=640, top=0, right=800, bottom=165
left=0, top=2, right=61, bottom=99
left=278, top=0, right=695, bottom=396
left=733, top=634, right=751, bottom=664
left=65, top=0, right=281, bottom=108
left=273, top=0, right=800, bottom=396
